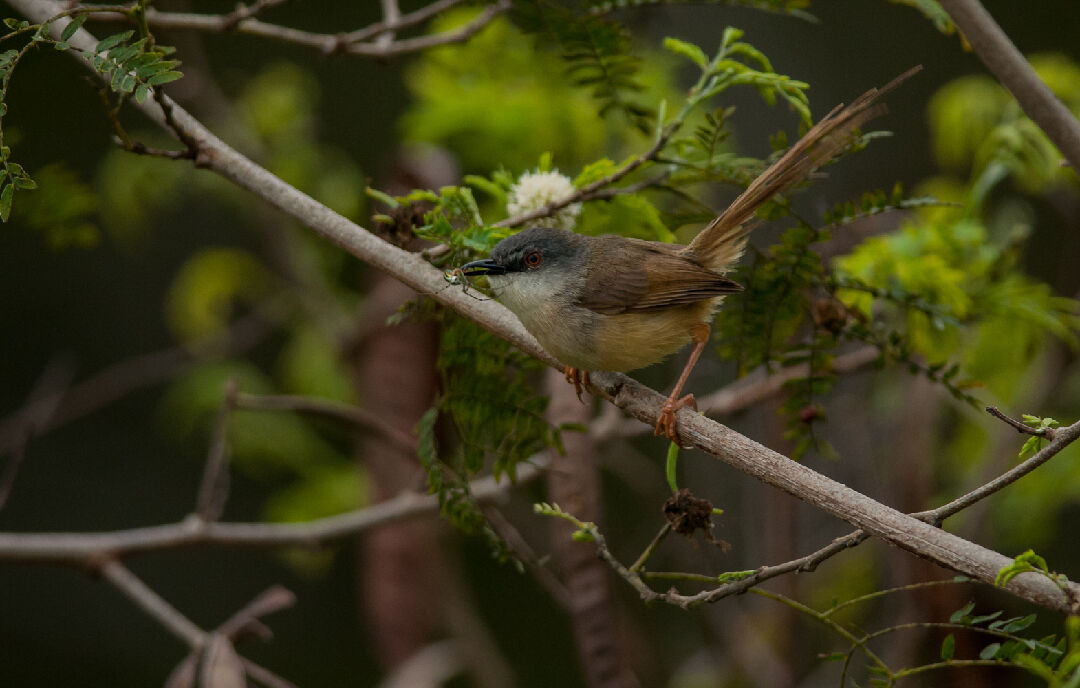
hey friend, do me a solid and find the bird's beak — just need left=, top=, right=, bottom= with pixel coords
left=460, top=258, right=507, bottom=276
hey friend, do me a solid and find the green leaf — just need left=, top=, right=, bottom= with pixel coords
left=1003, top=614, right=1037, bottom=633
left=950, top=601, right=975, bottom=623
left=147, top=70, right=183, bottom=86
left=60, top=14, right=86, bottom=41
left=663, top=36, right=708, bottom=68
left=979, top=642, right=1002, bottom=660
left=135, top=59, right=178, bottom=79
left=941, top=633, right=955, bottom=661
left=0, top=182, right=12, bottom=222
left=665, top=442, right=680, bottom=493
left=95, top=30, right=133, bottom=53
left=134, top=83, right=150, bottom=103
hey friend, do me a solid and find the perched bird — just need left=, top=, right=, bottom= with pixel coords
left=463, top=67, right=920, bottom=443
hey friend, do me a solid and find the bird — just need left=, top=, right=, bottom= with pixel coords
left=462, top=67, right=920, bottom=443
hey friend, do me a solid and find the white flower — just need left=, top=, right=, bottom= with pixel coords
left=506, top=170, right=582, bottom=230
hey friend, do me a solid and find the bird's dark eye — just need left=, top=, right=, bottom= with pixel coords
left=524, top=250, right=542, bottom=268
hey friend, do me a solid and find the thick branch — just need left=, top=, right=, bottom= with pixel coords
left=18, top=0, right=1080, bottom=613
left=938, top=0, right=1080, bottom=171
left=591, top=346, right=879, bottom=441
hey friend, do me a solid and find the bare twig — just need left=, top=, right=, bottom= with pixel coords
left=985, top=405, right=1056, bottom=440
left=938, top=0, right=1080, bottom=171
left=167, top=585, right=297, bottom=688
left=113, top=135, right=195, bottom=160
left=482, top=506, right=571, bottom=610
left=234, top=392, right=418, bottom=453
left=0, top=458, right=546, bottom=564
left=0, top=303, right=276, bottom=456
left=377, top=0, right=401, bottom=47
left=916, top=415, right=1080, bottom=524
left=100, top=559, right=205, bottom=649
left=219, top=0, right=289, bottom=31
left=78, top=0, right=508, bottom=59
left=345, top=0, right=463, bottom=42
left=195, top=379, right=240, bottom=522
left=0, top=357, right=75, bottom=509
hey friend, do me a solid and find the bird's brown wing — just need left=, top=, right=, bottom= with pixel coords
left=576, top=236, right=742, bottom=315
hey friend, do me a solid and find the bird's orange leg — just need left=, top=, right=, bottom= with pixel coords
left=564, top=366, right=590, bottom=404
left=655, top=323, right=710, bottom=444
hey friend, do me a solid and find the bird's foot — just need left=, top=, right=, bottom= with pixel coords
left=564, top=366, right=591, bottom=404
left=654, top=393, right=697, bottom=444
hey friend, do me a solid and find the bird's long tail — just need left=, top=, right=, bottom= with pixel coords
left=686, top=65, right=922, bottom=269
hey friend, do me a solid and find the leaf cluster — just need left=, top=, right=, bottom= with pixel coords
left=0, top=8, right=183, bottom=222
left=515, top=0, right=654, bottom=132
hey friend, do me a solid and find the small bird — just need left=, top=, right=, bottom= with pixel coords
left=462, top=67, right=920, bottom=443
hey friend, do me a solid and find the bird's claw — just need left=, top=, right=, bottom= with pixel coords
left=654, top=394, right=697, bottom=444
left=564, top=366, right=590, bottom=404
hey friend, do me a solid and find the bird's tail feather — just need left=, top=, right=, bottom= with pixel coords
left=686, top=65, right=922, bottom=269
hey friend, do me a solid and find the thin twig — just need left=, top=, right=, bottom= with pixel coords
left=114, top=135, right=195, bottom=160
left=345, top=0, right=463, bottom=42
left=0, top=357, right=76, bottom=509
left=219, top=0, right=289, bottom=31
left=100, top=559, right=206, bottom=648
left=377, top=0, right=401, bottom=47
left=938, top=0, right=1080, bottom=172
left=916, top=414, right=1080, bottom=524
left=0, top=303, right=276, bottom=455
left=195, top=379, right=240, bottom=522
left=78, top=0, right=506, bottom=59
left=985, top=405, right=1056, bottom=440
left=482, top=505, right=571, bottom=610
left=234, top=392, right=418, bottom=453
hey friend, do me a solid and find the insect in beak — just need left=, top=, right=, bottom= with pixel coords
left=460, top=258, right=506, bottom=276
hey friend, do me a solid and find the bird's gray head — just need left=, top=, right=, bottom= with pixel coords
left=461, top=227, right=587, bottom=279
left=459, top=227, right=590, bottom=312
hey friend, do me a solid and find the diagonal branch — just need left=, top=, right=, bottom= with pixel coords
left=16, top=0, right=1080, bottom=614
left=101, top=560, right=296, bottom=686
left=937, top=0, right=1080, bottom=171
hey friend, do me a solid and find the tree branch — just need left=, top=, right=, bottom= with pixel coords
left=938, top=0, right=1080, bottom=171
left=100, top=559, right=206, bottom=649
left=0, top=459, right=546, bottom=564
left=984, top=405, right=1056, bottom=440
left=0, top=302, right=276, bottom=456
left=78, top=0, right=508, bottom=59
left=591, top=346, right=879, bottom=441
left=17, top=0, right=1080, bottom=613
left=194, top=378, right=239, bottom=522
left=234, top=391, right=418, bottom=453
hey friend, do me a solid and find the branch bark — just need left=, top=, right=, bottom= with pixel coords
left=14, top=0, right=1080, bottom=614
left=938, top=0, right=1080, bottom=171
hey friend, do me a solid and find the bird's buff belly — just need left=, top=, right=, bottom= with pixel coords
left=525, top=301, right=716, bottom=373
